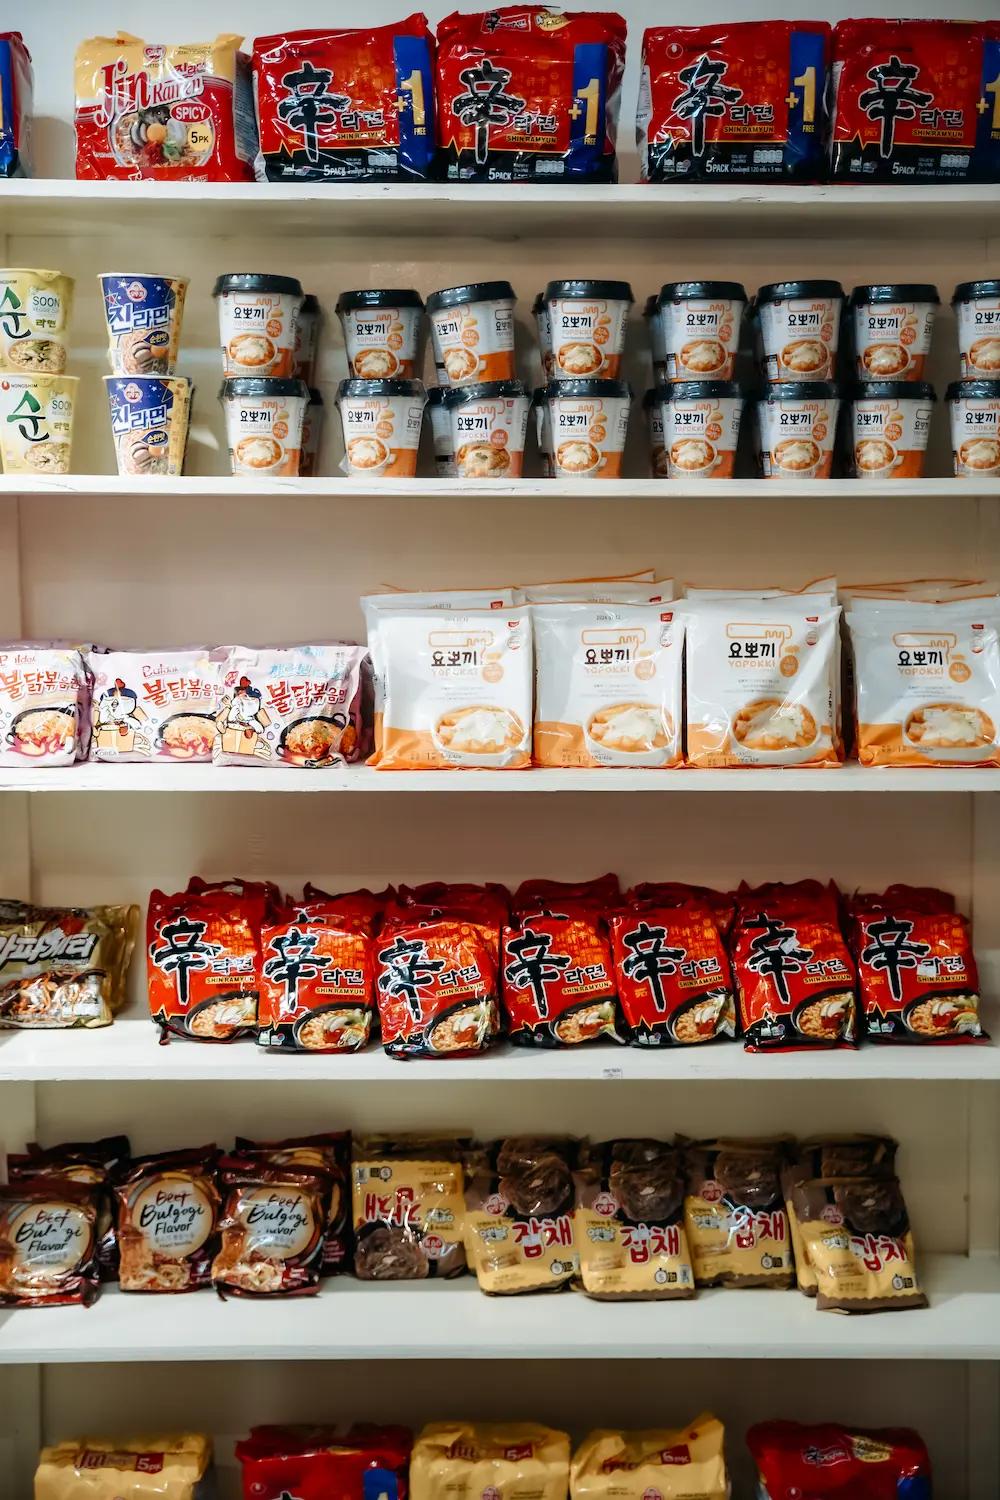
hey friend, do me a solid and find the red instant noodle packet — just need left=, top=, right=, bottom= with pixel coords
left=849, top=884, right=986, bottom=1043
left=236, top=1425, right=412, bottom=1500
left=747, top=1420, right=931, bottom=1498
left=258, top=892, right=377, bottom=1053
left=504, top=876, right=621, bottom=1047
left=730, top=881, right=857, bottom=1051
left=610, top=891, right=735, bottom=1046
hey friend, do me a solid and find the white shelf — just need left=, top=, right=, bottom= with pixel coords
left=0, top=1257, right=994, bottom=1363
left=3, top=180, right=1000, bottom=240
left=2, top=1015, right=997, bottom=1083
left=2, top=764, right=998, bottom=793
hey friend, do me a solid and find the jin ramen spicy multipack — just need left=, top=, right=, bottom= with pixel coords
left=435, top=6, right=627, bottom=183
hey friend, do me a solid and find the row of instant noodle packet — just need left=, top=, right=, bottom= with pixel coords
left=25, top=17, right=996, bottom=187
left=0, top=1128, right=925, bottom=1315
left=31, top=1419, right=937, bottom=1500
left=144, top=873, right=986, bottom=1053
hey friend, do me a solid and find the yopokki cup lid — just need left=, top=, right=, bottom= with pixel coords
left=426, top=281, right=515, bottom=313
left=849, top=283, right=940, bottom=307
left=545, top=378, right=632, bottom=400
left=658, top=281, right=747, bottom=304
left=441, top=380, right=529, bottom=406
left=665, top=380, right=744, bottom=401
left=759, top=380, right=841, bottom=402
left=755, top=280, right=844, bottom=306
left=212, top=273, right=304, bottom=298
left=219, top=377, right=309, bottom=399
left=335, top=287, right=424, bottom=313
left=336, top=378, right=426, bottom=400
left=953, top=280, right=1000, bottom=304
left=545, top=279, right=634, bottom=302
left=946, top=379, right=1000, bottom=400
left=852, top=381, right=936, bottom=401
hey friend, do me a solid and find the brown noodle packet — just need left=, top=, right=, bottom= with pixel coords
left=234, top=1131, right=351, bottom=1275
left=212, top=1157, right=331, bottom=1297
left=7, top=1133, right=130, bottom=1281
left=570, top=1416, right=729, bottom=1500
left=683, top=1138, right=794, bottom=1289
left=115, top=1146, right=221, bottom=1293
left=790, top=1175, right=926, bottom=1313
left=352, top=1134, right=468, bottom=1279
left=781, top=1135, right=897, bottom=1296
left=464, top=1136, right=579, bottom=1294
left=0, top=899, right=138, bottom=1028
left=410, top=1423, right=570, bottom=1500
left=575, top=1139, right=694, bottom=1300
left=0, top=1176, right=100, bottom=1307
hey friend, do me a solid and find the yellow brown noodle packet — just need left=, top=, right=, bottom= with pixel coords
left=683, top=1138, right=794, bottom=1289
left=34, top=1434, right=212, bottom=1500
left=570, top=1417, right=729, bottom=1500
left=464, top=1136, right=579, bottom=1294
left=0, top=899, right=138, bottom=1028
left=410, top=1423, right=570, bottom=1500
left=790, top=1175, right=926, bottom=1313
left=575, top=1139, right=694, bottom=1300
left=781, top=1135, right=897, bottom=1296
left=352, top=1134, right=468, bottom=1279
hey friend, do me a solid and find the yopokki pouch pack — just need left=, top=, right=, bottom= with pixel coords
left=682, top=1137, right=793, bottom=1289
left=0, top=645, right=89, bottom=767
left=214, top=645, right=367, bottom=768
left=212, top=1157, right=331, bottom=1298
left=503, top=874, right=622, bottom=1047
left=252, top=18, right=435, bottom=182
left=352, top=1133, right=469, bottom=1279
left=114, top=1145, right=221, bottom=1293
left=74, top=32, right=256, bottom=181
left=849, top=885, right=987, bottom=1043
left=88, top=650, right=218, bottom=764
left=0, top=34, right=33, bottom=177
left=0, top=900, right=138, bottom=1030
left=829, top=19, right=1000, bottom=185
left=146, top=878, right=269, bottom=1041
left=0, top=1176, right=100, bottom=1308
left=730, top=880, right=857, bottom=1051
left=609, top=896, right=735, bottom=1046
left=748, top=1420, right=932, bottom=1499
left=7, top=1133, right=131, bottom=1283
left=258, top=894, right=376, bottom=1053
left=233, top=1131, right=352, bottom=1276
left=637, top=21, right=830, bottom=184
left=236, top=1425, right=413, bottom=1500
left=464, top=1135, right=579, bottom=1294
left=435, top=6, right=627, bottom=183
left=574, top=1139, right=695, bottom=1300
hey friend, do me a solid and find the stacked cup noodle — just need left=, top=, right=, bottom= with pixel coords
left=100, top=274, right=191, bottom=477
left=541, top=279, right=633, bottom=481
left=653, top=281, right=747, bottom=480
left=214, top=274, right=319, bottom=479
left=0, top=269, right=77, bottom=477
left=846, top=283, right=939, bottom=480
left=335, top=289, right=427, bottom=479
left=948, top=281, right=1000, bottom=481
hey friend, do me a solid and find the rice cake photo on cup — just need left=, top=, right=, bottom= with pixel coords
left=220, top=377, right=308, bottom=478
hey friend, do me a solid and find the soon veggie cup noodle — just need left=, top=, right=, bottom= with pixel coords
left=88, top=650, right=217, bottom=764
left=953, top=279, right=1000, bottom=380
left=115, top=1146, right=221, bottom=1292
left=0, top=374, right=77, bottom=475
left=790, top=1174, right=925, bottom=1312
left=337, top=288, right=423, bottom=380
left=337, top=378, right=425, bottom=478
left=465, top=1137, right=579, bottom=1293
left=730, top=881, right=857, bottom=1051
left=683, top=1138, right=793, bottom=1288
left=0, top=1177, right=99, bottom=1307
left=74, top=32, right=255, bottom=181
left=546, top=280, right=632, bottom=381
left=658, top=282, right=746, bottom=383
left=850, top=885, right=986, bottom=1043
left=0, top=34, right=32, bottom=179
left=610, top=901, right=735, bottom=1045
left=571, top=1419, right=729, bottom=1499
left=662, top=381, right=743, bottom=479
left=850, top=284, right=939, bottom=382
left=214, top=273, right=303, bottom=378
left=146, top=879, right=267, bottom=1041
left=258, top=896, right=375, bottom=1052
left=214, top=645, right=366, bottom=768
left=0, top=646, right=88, bottom=766
left=574, top=1140, right=695, bottom=1300
left=435, top=7, right=626, bottom=183
left=445, top=381, right=530, bottom=479
left=352, top=1135, right=468, bottom=1278
left=427, top=282, right=516, bottom=387
left=747, top=1421, right=932, bottom=1499
left=252, top=18, right=435, bottom=182
left=756, top=280, right=843, bottom=383
left=221, top=377, right=308, bottom=478
left=105, top=376, right=191, bottom=478
left=411, top=1424, right=568, bottom=1500
left=0, top=900, right=138, bottom=1030
left=638, top=22, right=830, bottom=184
left=0, top=269, right=74, bottom=374
left=546, top=378, right=631, bottom=478
left=99, top=274, right=188, bottom=377
left=948, top=379, right=1000, bottom=477
left=757, top=382, right=839, bottom=480
left=851, top=382, right=935, bottom=480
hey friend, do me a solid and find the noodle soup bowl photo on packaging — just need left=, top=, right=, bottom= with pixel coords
left=0, top=372, right=77, bottom=475
left=98, top=273, right=188, bottom=376
left=336, top=288, right=423, bottom=381
left=336, top=379, right=426, bottom=479
left=0, top=268, right=74, bottom=375
left=444, top=381, right=531, bottom=480
left=104, top=375, right=191, bottom=478
left=220, top=377, right=309, bottom=478
left=213, top=272, right=304, bottom=379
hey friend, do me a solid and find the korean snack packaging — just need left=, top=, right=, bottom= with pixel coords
left=850, top=283, right=939, bottom=382
left=0, top=34, right=32, bottom=178
left=0, top=1178, right=99, bottom=1306
left=546, top=280, right=633, bottom=381
left=215, top=645, right=366, bottom=768
left=411, top=1424, right=570, bottom=1500
left=748, top=1422, right=931, bottom=1499
left=756, top=280, right=843, bottom=382
left=236, top=1426, right=411, bottom=1500
left=293, top=294, right=321, bottom=383
left=214, top=273, right=303, bottom=378
left=846, top=595, right=1000, bottom=766
left=661, top=381, right=743, bottom=479
left=533, top=387, right=553, bottom=476
left=0, top=900, right=137, bottom=1030
left=643, top=295, right=665, bottom=381
left=252, top=20, right=435, bottom=182
left=503, top=875, right=621, bottom=1047
left=352, top=1134, right=468, bottom=1277
left=610, top=889, right=735, bottom=1046
left=115, top=1146, right=221, bottom=1292
left=638, top=22, right=830, bottom=184
left=337, top=378, right=425, bottom=478
left=948, top=380, right=1000, bottom=477
left=0, top=645, right=88, bottom=766
left=221, top=377, right=308, bottom=477
left=36, top=1436, right=213, bottom=1500
left=533, top=599, right=683, bottom=767
left=782, top=1133, right=897, bottom=1295
left=683, top=1138, right=793, bottom=1288
left=464, top=1136, right=579, bottom=1293
left=300, top=388, right=324, bottom=477
left=212, top=1156, right=331, bottom=1297
left=435, top=7, right=626, bottom=183
left=658, top=281, right=746, bottom=382
left=427, top=282, right=515, bottom=387
left=789, top=1173, right=926, bottom=1312
left=98, top=274, right=188, bottom=376
left=146, top=878, right=270, bottom=1041
left=88, top=650, right=217, bottom=763
left=574, top=1139, right=695, bottom=1300
left=0, top=269, right=74, bottom=373
left=535, top=292, right=555, bottom=378
left=756, top=382, right=839, bottom=480
left=0, top=373, right=77, bottom=475
left=74, top=33, right=255, bottom=181
left=571, top=1418, right=729, bottom=1500
left=231, top=1129, right=351, bottom=1276
left=851, top=382, right=935, bottom=480
left=337, top=288, right=423, bottom=380
left=7, top=1132, right=130, bottom=1284
left=427, top=386, right=455, bottom=475
left=105, top=375, right=191, bottom=477
left=953, top=280, right=1000, bottom=379
left=546, top=379, right=631, bottom=479
left=258, top=892, right=377, bottom=1053
left=445, top=381, right=531, bottom=479
left=641, top=388, right=667, bottom=477
left=684, top=591, right=842, bottom=767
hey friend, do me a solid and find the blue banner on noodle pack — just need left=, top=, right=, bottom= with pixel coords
left=99, top=276, right=187, bottom=376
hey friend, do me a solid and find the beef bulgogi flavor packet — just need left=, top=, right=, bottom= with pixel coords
left=352, top=1134, right=469, bottom=1279
left=849, top=885, right=986, bottom=1043
left=683, top=1138, right=794, bottom=1289
left=781, top=1134, right=897, bottom=1296
left=0, top=1176, right=100, bottom=1308
left=87, top=650, right=218, bottom=764
left=829, top=19, right=1000, bottom=185
left=0, top=645, right=89, bottom=767
left=0, top=900, right=138, bottom=1030
left=252, top=18, right=435, bottom=182
left=747, top=1421, right=932, bottom=1500
left=215, top=645, right=367, bottom=768
left=115, top=1146, right=221, bottom=1293
left=258, top=892, right=376, bottom=1052
left=465, top=1135, right=579, bottom=1294
left=610, top=890, right=735, bottom=1046
left=0, top=33, right=32, bottom=178
left=435, top=7, right=627, bottom=183
left=146, top=878, right=270, bottom=1041
left=789, top=1174, right=926, bottom=1313
left=7, top=1133, right=131, bottom=1282
left=575, top=1139, right=695, bottom=1300
left=638, top=22, right=830, bottom=184
left=212, top=1157, right=331, bottom=1297
left=730, top=881, right=858, bottom=1051
left=74, top=32, right=256, bottom=181
left=233, top=1131, right=351, bottom=1275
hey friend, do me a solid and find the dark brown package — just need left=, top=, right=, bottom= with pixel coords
left=8, top=1133, right=130, bottom=1281
left=212, top=1157, right=331, bottom=1297
left=0, top=1176, right=100, bottom=1307
left=234, top=1131, right=351, bottom=1275
left=115, top=1145, right=221, bottom=1293
left=575, top=1139, right=695, bottom=1300
left=683, top=1138, right=794, bottom=1289
left=791, top=1174, right=926, bottom=1313
left=464, top=1135, right=578, bottom=1294
left=351, top=1134, right=468, bottom=1279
